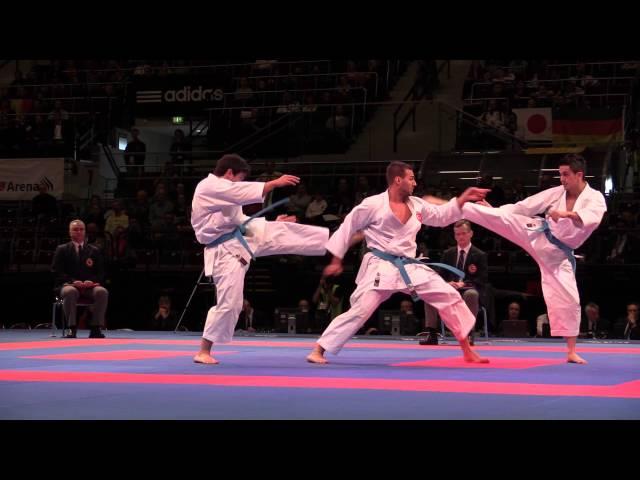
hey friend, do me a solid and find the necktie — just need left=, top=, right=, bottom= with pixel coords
left=456, top=250, right=465, bottom=281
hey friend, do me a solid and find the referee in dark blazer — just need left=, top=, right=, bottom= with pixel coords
left=423, top=219, right=489, bottom=343
left=52, top=219, right=108, bottom=338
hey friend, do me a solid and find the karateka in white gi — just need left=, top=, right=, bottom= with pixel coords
left=306, top=161, right=491, bottom=364
left=191, top=154, right=329, bottom=364
left=428, top=154, right=607, bottom=364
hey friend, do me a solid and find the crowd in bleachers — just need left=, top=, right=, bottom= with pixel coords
left=458, top=59, right=639, bottom=150
left=0, top=59, right=408, bottom=159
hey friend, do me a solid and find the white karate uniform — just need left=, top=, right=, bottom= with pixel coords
left=462, top=183, right=606, bottom=337
left=191, top=174, right=329, bottom=343
left=317, top=191, right=476, bottom=355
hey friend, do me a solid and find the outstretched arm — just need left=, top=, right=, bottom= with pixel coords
left=422, top=195, right=448, bottom=205
left=456, top=187, right=491, bottom=208
left=263, top=174, right=300, bottom=197
left=423, top=187, right=490, bottom=208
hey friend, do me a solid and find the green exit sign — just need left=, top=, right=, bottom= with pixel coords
left=172, top=116, right=184, bottom=124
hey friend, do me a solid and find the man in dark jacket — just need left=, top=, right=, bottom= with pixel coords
left=421, top=219, right=489, bottom=345
left=52, top=219, right=108, bottom=338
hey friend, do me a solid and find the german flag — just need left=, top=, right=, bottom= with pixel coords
left=553, top=107, right=623, bottom=145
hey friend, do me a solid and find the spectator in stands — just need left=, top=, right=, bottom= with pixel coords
left=354, top=176, right=374, bottom=206
left=305, top=192, right=328, bottom=224
left=152, top=211, right=179, bottom=251
left=299, top=299, right=311, bottom=312
left=509, top=301, right=523, bottom=319
left=287, top=183, right=312, bottom=219
left=570, top=63, right=598, bottom=90
left=312, top=276, right=344, bottom=322
left=325, top=105, right=350, bottom=139
left=490, top=82, right=507, bottom=100
left=149, top=184, right=175, bottom=229
left=237, top=298, right=265, bottom=332
left=172, top=181, right=188, bottom=201
left=23, top=114, right=50, bottom=152
left=48, top=100, right=70, bottom=144
left=169, top=128, right=192, bottom=175
left=109, top=223, right=136, bottom=270
left=149, top=295, right=177, bottom=331
left=124, top=128, right=146, bottom=176
left=327, top=177, right=354, bottom=220
left=52, top=219, right=108, bottom=338
left=238, top=108, right=259, bottom=136
left=173, top=192, right=190, bottom=224
left=533, top=84, right=554, bottom=106
left=82, top=195, right=106, bottom=231
left=480, top=100, right=505, bottom=130
left=512, top=81, right=529, bottom=107
left=85, top=222, right=107, bottom=252
left=104, top=199, right=129, bottom=237
left=615, top=302, right=640, bottom=339
left=399, top=298, right=414, bottom=316
left=129, top=189, right=150, bottom=227
left=579, top=302, right=610, bottom=339
left=31, top=182, right=58, bottom=220
left=126, top=216, right=147, bottom=250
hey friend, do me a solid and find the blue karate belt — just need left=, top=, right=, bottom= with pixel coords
left=525, top=218, right=576, bottom=273
left=369, top=248, right=465, bottom=302
left=207, top=197, right=290, bottom=261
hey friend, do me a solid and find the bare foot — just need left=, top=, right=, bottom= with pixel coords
left=567, top=353, right=587, bottom=364
left=193, top=353, right=219, bottom=364
left=463, top=349, right=490, bottom=363
left=306, top=351, right=328, bottom=364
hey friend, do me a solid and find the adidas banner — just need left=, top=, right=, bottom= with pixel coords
left=133, top=74, right=226, bottom=115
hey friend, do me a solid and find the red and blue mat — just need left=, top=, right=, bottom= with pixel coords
left=1, top=330, right=638, bottom=419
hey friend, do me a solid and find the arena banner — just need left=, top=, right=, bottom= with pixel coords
left=0, top=158, right=64, bottom=200
left=132, top=74, right=227, bottom=116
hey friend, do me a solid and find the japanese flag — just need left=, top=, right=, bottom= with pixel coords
left=514, top=108, right=552, bottom=142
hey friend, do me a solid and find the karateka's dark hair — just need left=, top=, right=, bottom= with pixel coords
left=214, top=154, right=251, bottom=177
left=386, top=161, right=413, bottom=185
left=559, top=154, right=586, bottom=175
